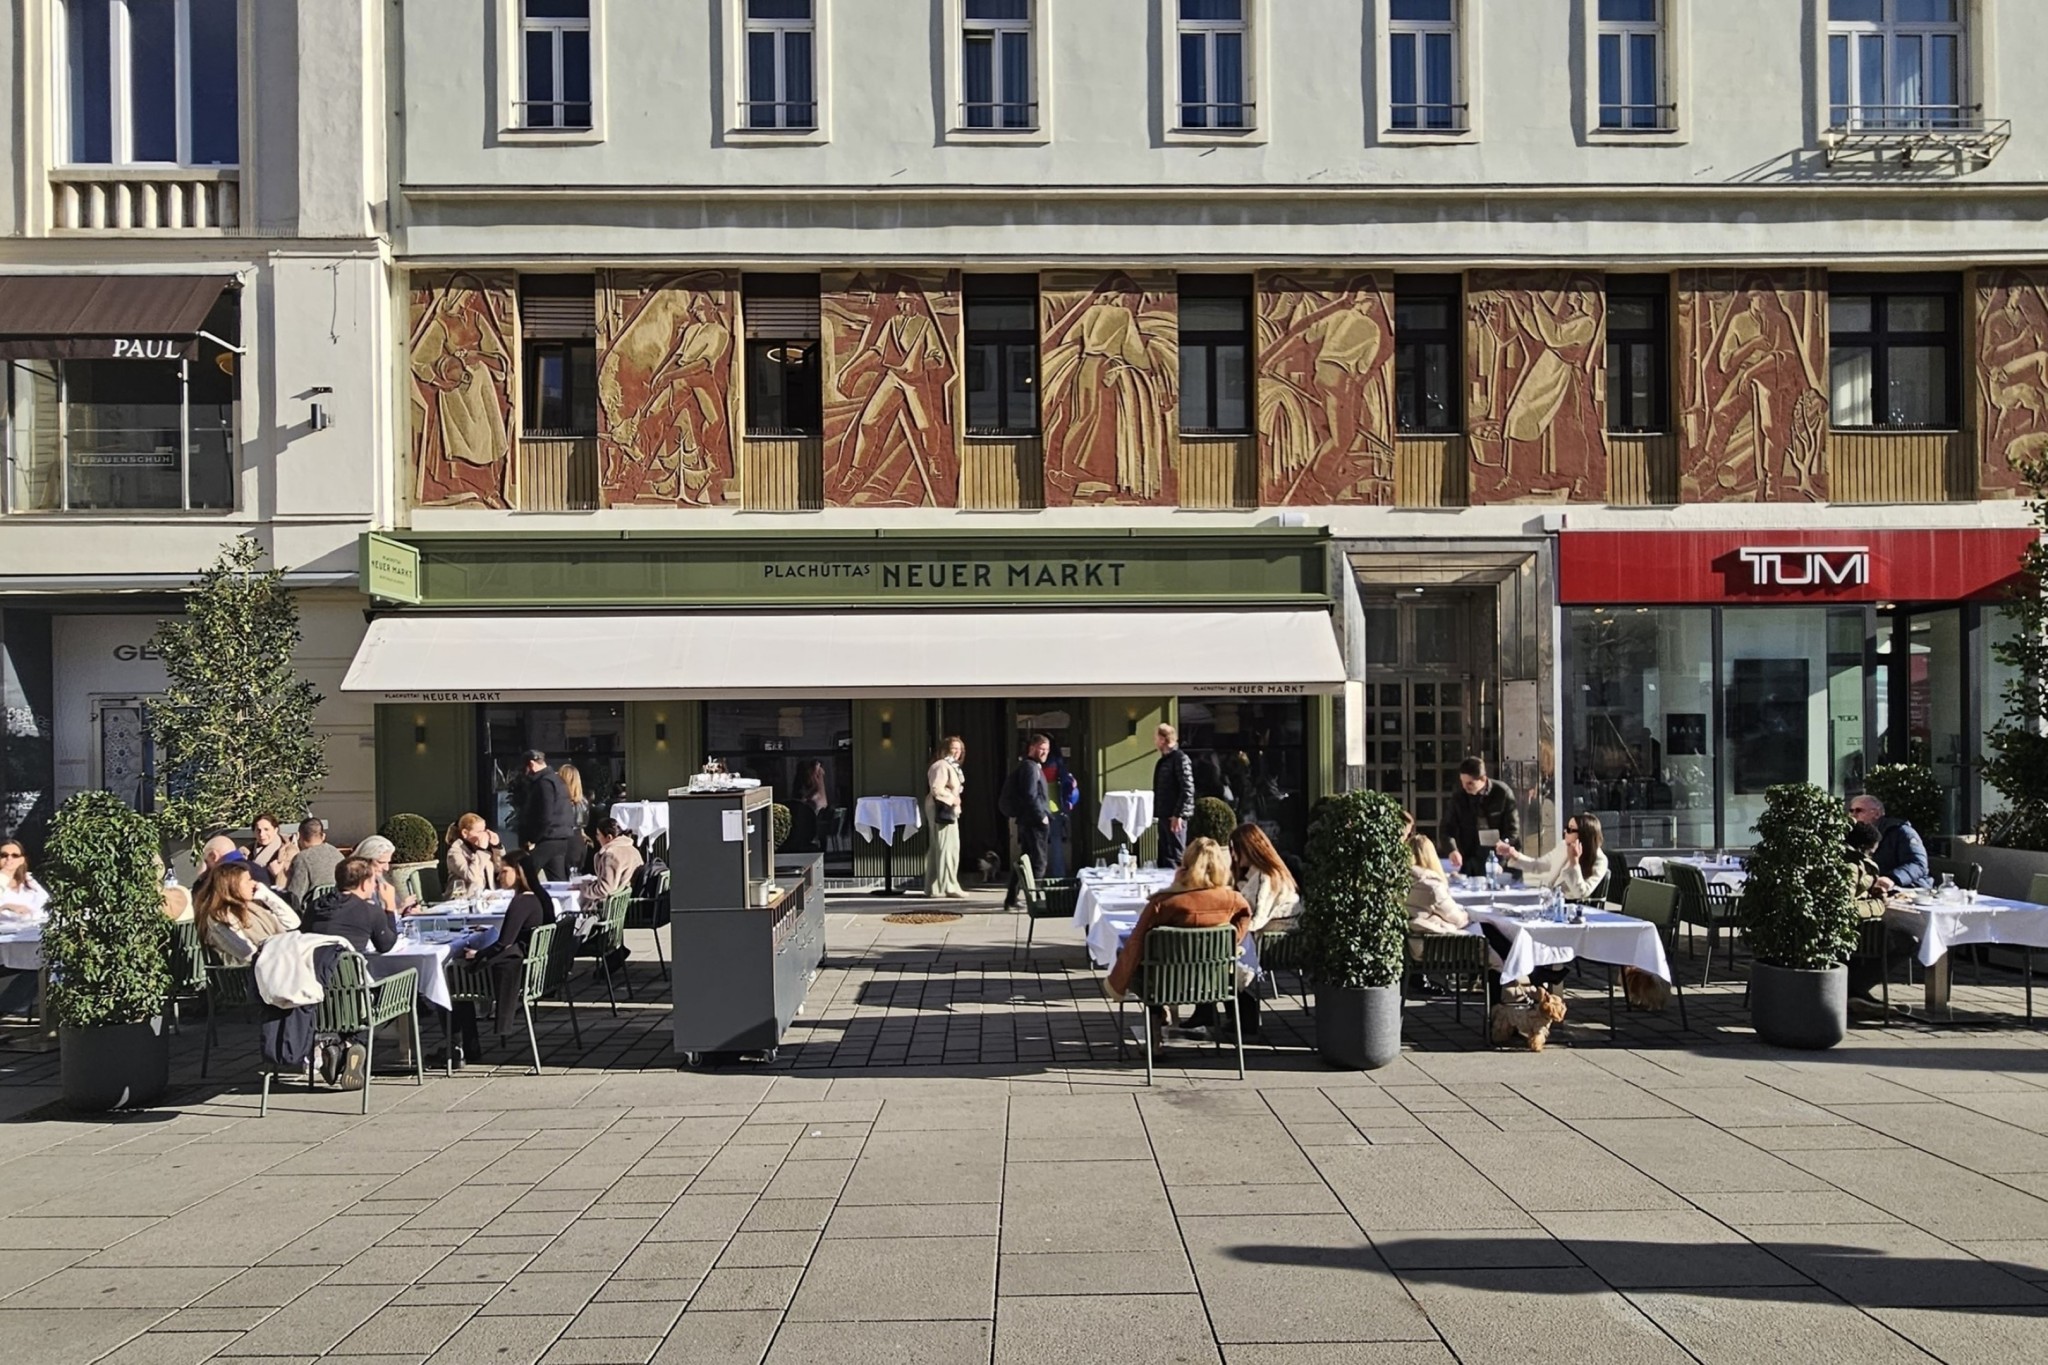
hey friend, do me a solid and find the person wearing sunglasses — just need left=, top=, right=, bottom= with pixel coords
left=0, top=842, right=47, bottom=920
left=1495, top=813, right=1608, bottom=902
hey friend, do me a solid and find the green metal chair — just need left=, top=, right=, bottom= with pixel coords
left=1403, top=932, right=1491, bottom=1036
left=1855, top=917, right=1897, bottom=1023
left=257, top=952, right=421, bottom=1117
left=574, top=888, right=635, bottom=1013
left=1021, top=859, right=1078, bottom=949
left=413, top=864, right=445, bottom=905
left=446, top=921, right=566, bottom=1075
left=1574, top=870, right=1612, bottom=906
left=1668, top=862, right=1741, bottom=985
left=199, top=950, right=257, bottom=1080
left=1117, top=924, right=1245, bottom=1085
left=623, top=867, right=671, bottom=984
left=164, top=920, right=208, bottom=1034
left=2031, top=872, right=2048, bottom=907
left=1256, top=923, right=1311, bottom=1014
left=1608, top=877, right=1687, bottom=1033
left=304, top=883, right=336, bottom=907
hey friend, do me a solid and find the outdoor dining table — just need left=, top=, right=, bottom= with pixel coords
left=1884, top=892, right=2048, bottom=1018
left=1072, top=866, right=1175, bottom=937
left=1637, top=855, right=1749, bottom=888
left=608, top=800, right=670, bottom=848
left=1451, top=888, right=1673, bottom=984
left=1097, top=790, right=1156, bottom=844
left=0, top=917, right=44, bottom=971
left=1085, top=902, right=1263, bottom=981
left=854, top=795, right=922, bottom=895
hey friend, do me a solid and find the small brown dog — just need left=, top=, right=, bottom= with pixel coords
left=1490, top=984, right=1568, bottom=1051
left=1621, top=967, right=1671, bottom=1012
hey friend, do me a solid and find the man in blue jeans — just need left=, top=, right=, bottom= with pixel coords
left=1001, top=733, right=1052, bottom=910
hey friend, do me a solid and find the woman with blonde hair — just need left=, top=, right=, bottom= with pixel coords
left=443, top=813, right=503, bottom=900
left=1103, top=837, right=1252, bottom=1044
left=924, top=736, right=967, bottom=899
left=557, top=763, right=590, bottom=867
left=1188, top=823, right=1300, bottom=1038
left=1406, top=833, right=1469, bottom=939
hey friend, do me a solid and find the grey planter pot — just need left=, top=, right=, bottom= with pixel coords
left=1749, top=962, right=1848, bottom=1050
left=59, top=1018, right=170, bottom=1111
left=1314, top=985, right=1402, bottom=1070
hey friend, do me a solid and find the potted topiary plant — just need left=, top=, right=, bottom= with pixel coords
left=378, top=813, right=439, bottom=866
left=771, top=803, right=793, bottom=851
left=1741, top=783, right=1860, bottom=1050
left=1191, top=796, right=1238, bottom=849
left=1300, top=789, right=1411, bottom=1070
left=42, top=791, right=174, bottom=1110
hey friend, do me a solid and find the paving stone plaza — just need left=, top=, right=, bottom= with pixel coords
left=4, top=904, right=2048, bottom=1365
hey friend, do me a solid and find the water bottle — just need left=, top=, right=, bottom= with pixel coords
left=1485, top=853, right=1502, bottom=891
left=1552, top=889, right=1568, bottom=923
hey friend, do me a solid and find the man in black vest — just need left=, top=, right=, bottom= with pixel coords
left=1000, top=733, right=1052, bottom=910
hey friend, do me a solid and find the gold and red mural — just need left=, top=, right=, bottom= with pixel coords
left=1675, top=269, right=1829, bottom=503
left=1465, top=271, right=1608, bottom=504
left=1254, top=271, right=1398, bottom=505
left=408, top=271, right=517, bottom=509
left=821, top=271, right=962, bottom=507
left=595, top=270, right=739, bottom=507
left=1976, top=267, right=2048, bottom=500
left=1040, top=271, right=1179, bottom=506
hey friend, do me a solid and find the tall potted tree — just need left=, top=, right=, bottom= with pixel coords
left=42, top=791, right=173, bottom=1110
left=1741, top=783, right=1860, bottom=1050
left=1300, top=789, right=1410, bottom=1069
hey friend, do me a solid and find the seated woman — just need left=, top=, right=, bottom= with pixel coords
left=0, top=841, right=48, bottom=921
left=193, top=863, right=300, bottom=964
left=456, top=862, right=557, bottom=1060
left=1190, top=824, right=1299, bottom=1039
left=576, top=819, right=644, bottom=969
left=1496, top=813, right=1608, bottom=901
left=442, top=813, right=504, bottom=900
left=1102, top=838, right=1252, bottom=1044
left=1406, top=833, right=1470, bottom=940
left=247, top=813, right=294, bottom=887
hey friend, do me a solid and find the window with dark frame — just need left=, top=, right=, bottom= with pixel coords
left=1178, top=275, right=1251, bottom=435
left=744, top=0, right=817, bottom=130
left=963, top=0, right=1033, bottom=130
left=1605, top=276, right=1669, bottom=434
left=519, top=0, right=592, bottom=131
left=1828, top=274, right=1960, bottom=430
left=1394, top=276, right=1460, bottom=433
left=964, top=275, right=1039, bottom=436
left=519, top=276, right=597, bottom=437
left=743, top=274, right=823, bottom=436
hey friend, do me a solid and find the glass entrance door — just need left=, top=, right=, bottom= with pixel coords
left=1360, top=593, right=1492, bottom=844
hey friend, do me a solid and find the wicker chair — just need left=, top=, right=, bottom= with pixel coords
left=1117, top=924, right=1245, bottom=1085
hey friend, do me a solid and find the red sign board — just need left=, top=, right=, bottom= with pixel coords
left=1557, top=528, right=2037, bottom=605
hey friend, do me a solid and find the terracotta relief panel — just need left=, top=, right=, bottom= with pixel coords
left=1254, top=271, right=1398, bottom=505
left=1040, top=271, right=1179, bottom=506
left=820, top=271, right=963, bottom=507
left=595, top=269, right=739, bottom=507
left=408, top=271, right=516, bottom=509
left=1675, top=269, right=1829, bottom=502
left=1466, top=271, right=1609, bottom=504
left=1976, top=267, right=2048, bottom=499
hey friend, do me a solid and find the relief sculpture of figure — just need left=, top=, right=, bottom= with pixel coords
left=1978, top=275, right=2048, bottom=494
left=827, top=284, right=956, bottom=505
left=1257, top=277, right=1394, bottom=503
left=1042, top=277, right=1177, bottom=502
left=1686, top=277, right=1826, bottom=501
left=410, top=275, right=513, bottom=508
left=1470, top=281, right=1603, bottom=499
left=597, top=279, right=734, bottom=506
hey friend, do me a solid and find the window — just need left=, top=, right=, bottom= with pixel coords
left=62, top=0, right=238, bottom=166
left=481, top=704, right=625, bottom=842
left=964, top=275, right=1038, bottom=436
left=743, top=275, right=822, bottom=435
left=519, top=276, right=596, bottom=437
left=1388, top=0, right=1461, bottom=132
left=962, top=0, right=1033, bottom=129
left=1605, top=277, right=1668, bottom=433
left=1175, top=697, right=1310, bottom=854
left=1828, top=0, right=1967, bottom=132
left=1596, top=0, right=1666, bottom=131
left=744, top=0, right=816, bottom=130
left=518, top=0, right=591, bottom=130
left=1176, top=0, right=1248, bottom=131
left=7, top=292, right=238, bottom=513
left=1394, top=277, right=1460, bottom=433
left=1178, top=276, right=1250, bottom=435
left=1828, top=276, right=1958, bottom=429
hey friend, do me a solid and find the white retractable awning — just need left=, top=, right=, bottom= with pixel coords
left=341, top=609, right=1345, bottom=702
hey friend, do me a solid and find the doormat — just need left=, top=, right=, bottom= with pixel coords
left=882, top=912, right=963, bottom=925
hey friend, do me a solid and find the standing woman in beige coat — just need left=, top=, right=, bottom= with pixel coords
left=925, top=736, right=967, bottom=899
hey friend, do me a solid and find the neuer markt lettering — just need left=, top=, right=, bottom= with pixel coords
left=760, top=560, right=1131, bottom=592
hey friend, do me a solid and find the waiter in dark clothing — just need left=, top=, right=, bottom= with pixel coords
left=303, top=856, right=400, bottom=954
left=1438, top=756, right=1520, bottom=872
left=1152, top=723, right=1196, bottom=869
left=519, top=749, right=580, bottom=885
left=1001, top=733, right=1052, bottom=910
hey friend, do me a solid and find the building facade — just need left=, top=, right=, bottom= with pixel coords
left=0, top=0, right=392, bottom=845
left=359, top=0, right=2046, bottom=873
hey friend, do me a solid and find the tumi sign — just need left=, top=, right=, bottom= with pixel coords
left=1559, top=529, right=2037, bottom=605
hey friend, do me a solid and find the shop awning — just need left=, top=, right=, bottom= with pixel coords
left=341, top=609, right=1346, bottom=702
left=0, top=274, right=234, bottom=360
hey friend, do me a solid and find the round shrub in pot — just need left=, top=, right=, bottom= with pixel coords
left=377, top=813, right=440, bottom=866
left=1300, top=789, right=1411, bottom=1069
left=1191, top=797, right=1239, bottom=849
left=1741, top=783, right=1861, bottom=1050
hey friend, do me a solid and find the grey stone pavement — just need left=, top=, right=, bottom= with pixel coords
left=4, top=900, right=2048, bottom=1364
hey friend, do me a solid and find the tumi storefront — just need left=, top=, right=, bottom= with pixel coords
left=1558, top=527, right=2038, bottom=856
left=343, top=528, right=1347, bottom=878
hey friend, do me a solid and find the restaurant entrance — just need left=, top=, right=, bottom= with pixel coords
left=1358, top=590, right=1495, bottom=845
left=936, top=696, right=1086, bottom=888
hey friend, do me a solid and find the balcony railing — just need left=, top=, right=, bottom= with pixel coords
left=741, top=435, right=824, bottom=510
left=512, top=434, right=599, bottom=511
left=1607, top=433, right=1679, bottom=506
left=1394, top=433, right=1468, bottom=507
left=50, top=167, right=240, bottom=233
left=1828, top=429, right=1971, bottom=504
left=960, top=435, right=1045, bottom=510
left=1822, top=106, right=2010, bottom=170
left=1176, top=435, right=1256, bottom=509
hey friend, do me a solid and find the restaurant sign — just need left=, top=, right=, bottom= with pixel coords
left=361, top=533, right=422, bottom=605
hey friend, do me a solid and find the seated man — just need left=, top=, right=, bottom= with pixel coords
left=1849, top=794, right=1930, bottom=891
left=302, top=856, right=397, bottom=955
left=283, top=818, right=344, bottom=906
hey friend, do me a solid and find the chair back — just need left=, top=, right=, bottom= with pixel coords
left=315, top=951, right=372, bottom=1033
left=2030, top=871, right=2048, bottom=908
left=307, top=883, right=336, bottom=906
left=1621, top=876, right=1682, bottom=942
left=524, top=922, right=561, bottom=1002
left=1035, top=878, right=1078, bottom=922
left=1606, top=851, right=1632, bottom=908
left=1928, top=855, right=1982, bottom=892
left=166, top=920, right=207, bottom=997
left=1665, top=861, right=1710, bottom=925
left=1138, top=924, right=1237, bottom=1008
left=1409, top=930, right=1491, bottom=972
left=627, top=868, right=670, bottom=929
left=1017, top=855, right=1039, bottom=902
left=1575, top=870, right=1612, bottom=906
left=415, top=864, right=445, bottom=904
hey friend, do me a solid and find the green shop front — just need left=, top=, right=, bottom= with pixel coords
left=345, top=529, right=1346, bottom=881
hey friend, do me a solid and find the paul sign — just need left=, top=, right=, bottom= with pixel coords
left=1735, top=546, right=1871, bottom=590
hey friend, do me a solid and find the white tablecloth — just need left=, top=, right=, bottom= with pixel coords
left=609, top=801, right=669, bottom=847
left=540, top=880, right=589, bottom=922
left=0, top=922, right=42, bottom=971
left=1887, top=896, right=2048, bottom=967
left=373, top=939, right=455, bottom=1011
left=854, top=795, right=922, bottom=846
left=1098, top=790, right=1156, bottom=842
left=1463, top=905, right=1673, bottom=984
left=1448, top=886, right=1549, bottom=911
left=1087, top=905, right=1261, bottom=982
left=1637, top=856, right=1748, bottom=888
left=1073, top=868, right=1176, bottom=934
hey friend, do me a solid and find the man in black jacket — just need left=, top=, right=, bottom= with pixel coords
left=1152, top=723, right=1196, bottom=869
left=303, top=856, right=399, bottom=955
left=1438, top=756, right=1520, bottom=872
left=519, top=749, right=579, bottom=885
left=1001, top=733, right=1052, bottom=910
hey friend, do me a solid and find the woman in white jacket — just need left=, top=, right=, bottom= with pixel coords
left=1497, top=812, right=1609, bottom=902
